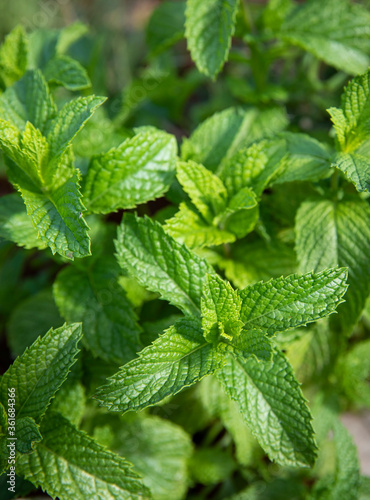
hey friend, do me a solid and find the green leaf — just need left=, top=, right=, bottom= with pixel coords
left=218, top=186, right=259, bottom=239
left=333, top=153, right=370, bottom=192
left=219, top=139, right=285, bottom=197
left=17, top=412, right=150, bottom=500
left=238, top=268, right=348, bottom=335
left=82, top=130, right=177, bottom=214
left=189, top=447, right=235, bottom=485
left=0, top=323, right=82, bottom=422
left=165, top=202, right=236, bottom=249
left=201, top=274, right=243, bottom=344
left=218, top=349, right=317, bottom=467
left=19, top=167, right=91, bottom=260
left=112, top=415, right=192, bottom=500
left=0, top=193, right=46, bottom=250
left=185, top=0, right=239, bottom=79
left=46, top=95, right=106, bottom=161
left=280, top=0, right=370, bottom=75
left=94, top=317, right=225, bottom=412
left=43, top=55, right=91, bottom=90
left=272, top=132, right=332, bottom=185
left=181, top=107, right=288, bottom=171
left=295, top=198, right=370, bottom=333
left=328, top=70, right=370, bottom=152
left=177, top=160, right=227, bottom=222
left=15, top=417, right=42, bottom=454
left=53, top=257, right=141, bottom=365
left=0, top=70, right=56, bottom=132
left=7, top=289, right=63, bottom=357
left=146, top=1, right=186, bottom=56
left=0, top=25, right=28, bottom=88
left=115, top=213, right=214, bottom=316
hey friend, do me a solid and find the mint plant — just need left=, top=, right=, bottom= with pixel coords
left=0, top=1, right=370, bottom=498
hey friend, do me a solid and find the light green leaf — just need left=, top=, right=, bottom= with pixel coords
left=53, top=257, right=141, bottom=365
left=185, top=0, right=239, bottom=79
left=15, top=417, right=42, bottom=454
left=17, top=412, right=150, bottom=500
left=201, top=274, right=243, bottom=344
left=280, top=0, right=370, bottom=75
left=165, top=202, right=236, bottom=249
left=0, top=25, right=28, bottom=88
left=146, top=1, right=186, bottom=56
left=0, top=323, right=81, bottom=422
left=295, top=198, right=370, bottom=333
left=333, top=152, right=370, bottom=193
left=56, top=23, right=89, bottom=55
left=272, top=132, right=332, bottom=185
left=46, top=95, right=106, bottom=161
left=238, top=268, right=348, bottom=335
left=219, top=139, right=285, bottom=197
left=7, top=289, right=63, bottom=357
left=83, top=130, right=177, bottom=214
left=19, top=167, right=91, bottom=260
left=43, top=54, right=91, bottom=90
left=181, top=107, right=288, bottom=171
left=113, top=415, right=192, bottom=500
left=177, top=160, right=227, bottom=222
left=0, top=193, right=46, bottom=250
left=328, top=69, right=370, bottom=152
left=218, top=186, right=259, bottom=238
left=218, top=349, right=317, bottom=467
left=0, top=70, right=56, bottom=132
left=94, top=317, right=225, bottom=412
left=115, top=213, right=214, bottom=316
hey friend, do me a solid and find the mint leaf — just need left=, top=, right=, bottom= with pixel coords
left=0, top=70, right=56, bottom=132
left=165, top=202, right=236, bottom=249
left=181, top=107, right=288, bottom=171
left=201, top=274, right=243, bottom=344
left=185, top=0, right=239, bottom=79
left=112, top=415, right=192, bottom=500
left=46, top=95, right=106, bottom=161
left=0, top=193, right=46, bottom=250
left=0, top=323, right=81, bottom=422
left=295, top=198, right=370, bottom=334
left=43, top=55, right=91, bottom=90
left=280, top=0, right=370, bottom=75
left=53, top=257, right=141, bottom=365
left=177, top=160, right=228, bottom=223
left=17, top=412, right=150, bottom=500
left=333, top=153, right=370, bottom=193
left=83, top=130, right=177, bottom=214
left=94, top=317, right=225, bottom=412
left=15, top=417, right=42, bottom=454
left=19, top=166, right=91, bottom=260
left=0, top=25, right=28, bottom=88
left=218, top=186, right=259, bottom=239
left=218, top=349, right=317, bottom=467
left=146, top=1, right=186, bottom=56
left=115, top=213, right=214, bottom=316
left=238, top=268, right=348, bottom=335
left=328, top=70, right=370, bottom=152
